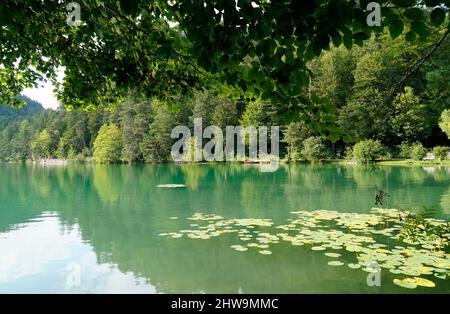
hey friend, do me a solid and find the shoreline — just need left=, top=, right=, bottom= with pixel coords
left=1, top=158, right=450, bottom=167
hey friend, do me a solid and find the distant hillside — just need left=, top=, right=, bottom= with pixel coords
left=0, top=96, right=44, bottom=129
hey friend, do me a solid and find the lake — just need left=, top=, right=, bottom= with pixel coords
left=0, top=163, right=449, bottom=293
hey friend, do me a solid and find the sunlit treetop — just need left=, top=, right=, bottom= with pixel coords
left=0, top=0, right=449, bottom=139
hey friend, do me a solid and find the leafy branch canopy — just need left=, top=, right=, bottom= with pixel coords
left=0, top=0, right=449, bottom=139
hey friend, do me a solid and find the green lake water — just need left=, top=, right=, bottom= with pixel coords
left=0, top=163, right=449, bottom=293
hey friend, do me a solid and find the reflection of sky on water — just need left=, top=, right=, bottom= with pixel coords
left=0, top=213, right=156, bottom=293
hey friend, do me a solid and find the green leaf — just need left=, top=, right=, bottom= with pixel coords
left=343, top=31, right=352, bottom=50
left=331, top=33, right=342, bottom=47
left=261, top=89, right=272, bottom=100
left=430, top=8, right=446, bottom=27
left=411, top=20, right=427, bottom=37
left=403, top=8, right=424, bottom=21
left=389, top=20, right=404, bottom=39
left=405, top=31, right=416, bottom=43
left=353, top=32, right=370, bottom=41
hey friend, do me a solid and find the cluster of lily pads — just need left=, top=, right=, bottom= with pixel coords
left=159, top=208, right=450, bottom=289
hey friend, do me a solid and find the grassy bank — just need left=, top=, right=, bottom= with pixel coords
left=287, top=159, right=450, bottom=166
left=4, top=158, right=450, bottom=167
left=376, top=159, right=450, bottom=166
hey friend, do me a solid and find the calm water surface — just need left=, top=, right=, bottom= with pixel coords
left=0, top=163, right=449, bottom=293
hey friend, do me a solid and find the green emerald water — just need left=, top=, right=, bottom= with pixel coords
left=0, top=163, right=449, bottom=293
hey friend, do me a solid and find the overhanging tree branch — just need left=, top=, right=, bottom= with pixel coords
left=391, top=29, right=449, bottom=95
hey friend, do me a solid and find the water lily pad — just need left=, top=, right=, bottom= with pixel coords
left=230, top=245, right=248, bottom=252
left=434, top=273, right=447, bottom=279
left=346, top=245, right=361, bottom=252
left=311, top=246, right=326, bottom=251
left=324, top=252, right=341, bottom=258
left=380, top=263, right=396, bottom=269
left=362, top=266, right=380, bottom=273
left=413, top=277, right=435, bottom=288
left=389, top=269, right=402, bottom=274
left=259, top=250, right=272, bottom=255
left=393, top=278, right=417, bottom=289
left=348, top=263, right=361, bottom=269
left=328, top=261, right=344, bottom=266
left=418, top=266, right=433, bottom=275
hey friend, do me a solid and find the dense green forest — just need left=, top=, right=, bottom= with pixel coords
left=0, top=95, right=44, bottom=129
left=1, top=33, right=449, bottom=164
